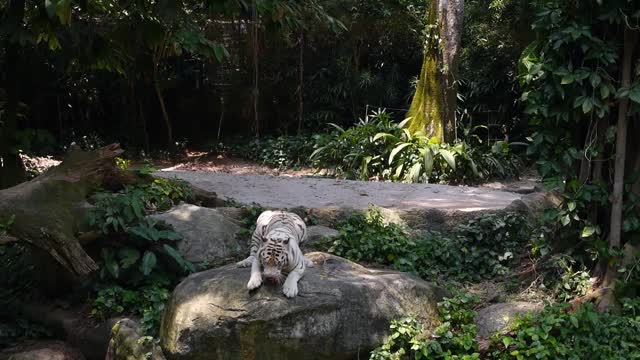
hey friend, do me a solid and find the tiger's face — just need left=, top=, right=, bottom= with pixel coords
left=259, top=229, right=292, bottom=284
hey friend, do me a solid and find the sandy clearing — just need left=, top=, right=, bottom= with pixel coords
left=155, top=170, right=521, bottom=212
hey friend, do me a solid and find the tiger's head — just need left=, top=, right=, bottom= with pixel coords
left=258, top=229, right=293, bottom=284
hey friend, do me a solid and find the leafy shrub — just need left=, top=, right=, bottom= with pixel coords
left=489, top=299, right=640, bottom=359
left=324, top=208, right=530, bottom=282
left=310, top=110, right=521, bottom=184
left=371, top=291, right=481, bottom=360
left=87, top=180, right=195, bottom=286
left=326, top=207, right=413, bottom=264
left=372, top=295, right=640, bottom=360
left=91, top=284, right=170, bottom=336
left=223, top=135, right=317, bottom=169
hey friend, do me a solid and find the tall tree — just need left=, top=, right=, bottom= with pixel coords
left=406, top=0, right=464, bottom=142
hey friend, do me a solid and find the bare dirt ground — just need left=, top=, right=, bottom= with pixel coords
left=152, top=152, right=316, bottom=177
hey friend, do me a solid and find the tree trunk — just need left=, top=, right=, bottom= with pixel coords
left=406, top=0, right=464, bottom=143
left=437, top=0, right=464, bottom=143
left=153, top=68, right=173, bottom=147
left=0, top=0, right=27, bottom=189
left=297, top=29, right=304, bottom=134
left=609, top=28, right=637, bottom=251
left=0, top=144, right=221, bottom=278
left=598, top=27, right=638, bottom=312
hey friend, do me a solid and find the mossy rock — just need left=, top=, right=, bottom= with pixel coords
left=160, top=252, right=447, bottom=360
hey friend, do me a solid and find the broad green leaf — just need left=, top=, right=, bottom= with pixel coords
left=629, top=87, right=640, bottom=104
left=582, top=98, right=593, bottom=113
left=561, top=75, right=574, bottom=85
left=397, top=117, right=412, bottom=129
left=405, top=162, right=422, bottom=183
left=45, top=0, right=58, bottom=18
left=118, top=247, right=140, bottom=269
left=373, top=132, right=397, bottom=142
left=469, top=158, right=480, bottom=177
left=388, top=143, right=412, bottom=165
left=163, top=245, right=195, bottom=273
left=56, top=0, right=72, bottom=25
left=101, top=248, right=119, bottom=279
left=423, top=148, right=434, bottom=176
left=581, top=225, right=597, bottom=238
left=140, top=251, right=157, bottom=276
left=439, top=150, right=456, bottom=170
left=213, top=45, right=225, bottom=62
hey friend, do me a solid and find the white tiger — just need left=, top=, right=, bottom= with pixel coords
left=236, top=210, right=313, bottom=298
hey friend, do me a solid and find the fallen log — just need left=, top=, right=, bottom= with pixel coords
left=0, top=143, right=221, bottom=277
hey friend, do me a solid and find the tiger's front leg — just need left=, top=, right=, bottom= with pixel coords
left=282, top=266, right=304, bottom=298
left=247, top=257, right=263, bottom=291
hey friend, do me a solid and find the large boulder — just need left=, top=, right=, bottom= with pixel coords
left=151, top=204, right=244, bottom=264
left=160, top=252, right=447, bottom=360
left=303, top=225, right=340, bottom=251
left=475, top=302, right=543, bottom=338
left=0, top=341, right=85, bottom=360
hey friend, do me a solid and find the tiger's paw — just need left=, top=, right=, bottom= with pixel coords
left=282, top=282, right=299, bottom=298
left=247, top=275, right=263, bottom=291
left=303, top=257, right=315, bottom=268
left=237, top=256, right=254, bottom=268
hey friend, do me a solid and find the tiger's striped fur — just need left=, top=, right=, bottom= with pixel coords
left=236, top=210, right=312, bottom=298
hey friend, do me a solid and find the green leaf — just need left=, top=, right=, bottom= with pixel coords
left=56, top=0, right=72, bottom=25
left=118, top=247, right=140, bottom=269
left=629, top=87, right=640, bottom=104
left=373, top=132, right=398, bottom=142
left=405, top=162, right=422, bottom=183
left=570, top=315, right=579, bottom=328
left=439, top=150, right=456, bottom=170
left=561, top=74, right=574, bottom=85
left=388, top=143, right=412, bottom=165
left=163, top=245, right=195, bottom=273
left=213, top=45, right=225, bottom=62
left=423, top=148, right=434, bottom=176
left=502, top=336, right=514, bottom=347
left=469, top=158, right=480, bottom=177
left=140, top=251, right=157, bottom=276
left=101, top=248, right=119, bottom=279
left=582, top=98, right=593, bottom=113
left=45, top=0, right=58, bottom=18
left=581, top=225, right=597, bottom=238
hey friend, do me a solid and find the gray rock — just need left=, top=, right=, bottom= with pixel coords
left=0, top=341, right=85, bottom=360
left=105, top=318, right=165, bottom=360
left=151, top=204, right=244, bottom=264
left=304, top=225, right=339, bottom=250
left=476, top=302, right=543, bottom=338
left=161, top=252, right=447, bottom=360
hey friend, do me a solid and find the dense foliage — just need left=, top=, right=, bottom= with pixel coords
left=372, top=293, right=640, bottom=360
left=84, top=175, right=197, bottom=336
left=311, top=110, right=522, bottom=183
left=324, top=207, right=530, bottom=282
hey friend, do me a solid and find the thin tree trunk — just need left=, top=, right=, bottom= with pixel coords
left=437, top=0, right=464, bottom=143
left=297, top=29, right=304, bottom=134
left=153, top=68, right=173, bottom=147
left=598, top=28, right=638, bottom=311
left=251, top=0, right=260, bottom=138
left=0, top=0, right=27, bottom=189
left=609, top=28, right=637, bottom=251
